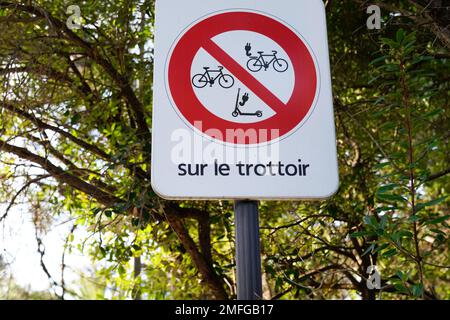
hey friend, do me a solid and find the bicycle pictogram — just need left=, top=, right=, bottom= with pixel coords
left=245, top=43, right=289, bottom=73
left=192, top=66, right=235, bottom=89
left=232, top=88, right=262, bottom=118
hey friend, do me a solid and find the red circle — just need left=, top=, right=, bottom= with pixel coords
left=168, top=11, right=317, bottom=145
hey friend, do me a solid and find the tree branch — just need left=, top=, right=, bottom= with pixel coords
left=165, top=206, right=228, bottom=299
left=3, top=103, right=110, bottom=159
left=426, top=167, right=450, bottom=182
left=0, top=139, right=121, bottom=206
left=0, top=174, right=50, bottom=222
left=0, top=1, right=151, bottom=141
left=2, top=103, right=149, bottom=181
left=355, top=0, right=450, bottom=49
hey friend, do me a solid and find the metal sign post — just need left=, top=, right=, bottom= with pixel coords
left=234, top=200, right=263, bottom=300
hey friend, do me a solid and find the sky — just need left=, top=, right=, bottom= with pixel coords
left=1, top=203, right=90, bottom=297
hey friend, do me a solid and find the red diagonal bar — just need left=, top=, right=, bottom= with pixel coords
left=202, top=39, right=287, bottom=114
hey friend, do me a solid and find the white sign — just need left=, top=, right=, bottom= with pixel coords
left=151, top=0, right=339, bottom=200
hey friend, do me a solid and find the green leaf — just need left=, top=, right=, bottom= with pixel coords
left=411, top=56, right=433, bottom=65
left=396, top=29, right=406, bottom=43
left=99, top=246, right=107, bottom=258
left=381, top=38, right=400, bottom=49
left=104, top=210, right=113, bottom=218
left=118, top=265, right=126, bottom=276
left=350, top=231, right=371, bottom=238
left=368, top=76, right=381, bottom=85
left=394, top=283, right=409, bottom=294
left=398, top=230, right=413, bottom=239
left=408, top=215, right=421, bottom=223
left=364, top=215, right=378, bottom=227
left=424, top=215, right=450, bottom=226
left=374, top=162, right=391, bottom=170
left=370, top=56, right=387, bottom=66
left=377, top=183, right=399, bottom=194
left=380, top=122, right=396, bottom=130
left=373, top=243, right=389, bottom=254
left=265, top=265, right=275, bottom=276
left=275, top=277, right=283, bottom=290
left=91, top=207, right=102, bottom=215
left=396, top=270, right=409, bottom=282
left=70, top=113, right=81, bottom=125
left=416, top=196, right=448, bottom=212
left=412, top=284, right=423, bottom=298
left=377, top=193, right=407, bottom=203
left=422, top=109, right=443, bottom=119
left=379, top=214, right=389, bottom=229
left=373, top=97, right=386, bottom=106
left=382, top=248, right=398, bottom=258
left=392, top=230, right=413, bottom=243
left=379, top=63, right=400, bottom=72
left=362, top=243, right=376, bottom=256
left=430, top=228, right=445, bottom=236
left=113, top=203, right=129, bottom=213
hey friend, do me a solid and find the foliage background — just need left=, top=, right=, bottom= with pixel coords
left=0, top=0, right=448, bottom=300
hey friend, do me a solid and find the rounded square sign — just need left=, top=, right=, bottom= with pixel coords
left=151, top=0, right=339, bottom=200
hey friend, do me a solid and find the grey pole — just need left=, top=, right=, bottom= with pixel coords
left=234, top=200, right=263, bottom=300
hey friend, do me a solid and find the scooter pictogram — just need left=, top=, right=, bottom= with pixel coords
left=232, top=88, right=263, bottom=118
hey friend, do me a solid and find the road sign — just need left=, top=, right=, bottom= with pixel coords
left=152, top=0, right=339, bottom=199
left=167, top=11, right=317, bottom=145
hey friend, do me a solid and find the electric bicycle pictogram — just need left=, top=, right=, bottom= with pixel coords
left=245, top=43, right=289, bottom=73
